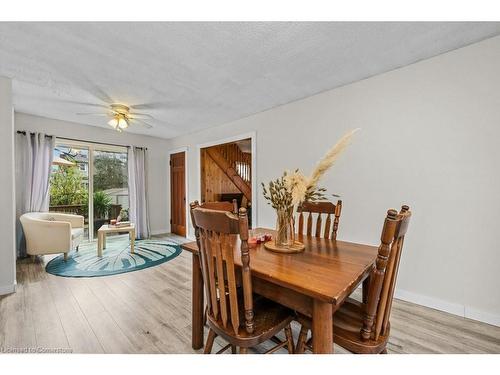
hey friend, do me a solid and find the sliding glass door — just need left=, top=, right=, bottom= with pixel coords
left=50, top=144, right=90, bottom=239
left=50, top=140, right=128, bottom=241
left=92, top=149, right=128, bottom=238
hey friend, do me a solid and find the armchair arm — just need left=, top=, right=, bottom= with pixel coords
left=47, top=213, right=85, bottom=228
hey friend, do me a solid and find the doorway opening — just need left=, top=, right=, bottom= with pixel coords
left=200, top=138, right=252, bottom=227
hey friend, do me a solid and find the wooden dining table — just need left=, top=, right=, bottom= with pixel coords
left=181, top=227, right=378, bottom=354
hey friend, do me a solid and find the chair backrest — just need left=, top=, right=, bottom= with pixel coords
left=296, top=200, right=342, bottom=239
left=198, top=199, right=238, bottom=214
left=190, top=201, right=254, bottom=335
left=361, top=205, right=412, bottom=341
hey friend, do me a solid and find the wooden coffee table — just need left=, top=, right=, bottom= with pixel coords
left=97, top=223, right=135, bottom=257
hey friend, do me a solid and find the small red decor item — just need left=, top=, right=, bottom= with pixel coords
left=110, top=219, right=117, bottom=226
left=249, top=234, right=272, bottom=247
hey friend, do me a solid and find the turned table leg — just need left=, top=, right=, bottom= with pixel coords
left=192, top=253, right=204, bottom=350
left=97, top=232, right=103, bottom=257
left=312, top=299, right=333, bottom=354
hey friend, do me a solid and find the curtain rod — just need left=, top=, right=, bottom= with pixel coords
left=16, top=131, right=147, bottom=150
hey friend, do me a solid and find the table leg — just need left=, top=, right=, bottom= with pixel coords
left=130, top=229, right=135, bottom=254
left=103, top=233, right=106, bottom=249
left=312, top=299, right=333, bottom=354
left=97, top=232, right=103, bottom=257
left=192, top=253, right=204, bottom=350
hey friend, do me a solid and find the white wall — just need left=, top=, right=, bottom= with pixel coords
left=166, top=36, right=500, bottom=326
left=15, top=113, right=171, bottom=235
left=0, top=77, right=16, bottom=295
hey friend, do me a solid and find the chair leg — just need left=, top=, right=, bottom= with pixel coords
left=239, top=347, right=248, bottom=354
left=204, top=328, right=217, bottom=354
left=31, top=255, right=36, bottom=263
left=284, top=324, right=295, bottom=353
left=362, top=275, right=371, bottom=304
left=381, top=348, right=388, bottom=354
left=63, top=253, right=68, bottom=261
left=296, top=325, right=309, bottom=354
left=231, top=345, right=237, bottom=354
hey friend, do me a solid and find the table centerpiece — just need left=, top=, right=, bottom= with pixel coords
left=261, top=129, right=358, bottom=252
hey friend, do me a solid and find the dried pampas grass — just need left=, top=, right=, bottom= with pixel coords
left=307, top=128, right=360, bottom=191
left=283, top=170, right=308, bottom=206
left=262, top=128, right=359, bottom=212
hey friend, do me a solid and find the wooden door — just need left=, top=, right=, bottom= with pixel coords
left=170, top=152, right=186, bottom=236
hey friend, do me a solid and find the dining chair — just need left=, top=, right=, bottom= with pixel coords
left=296, top=200, right=342, bottom=239
left=197, top=199, right=238, bottom=213
left=190, top=203, right=295, bottom=354
left=295, top=205, right=412, bottom=354
left=191, top=199, right=239, bottom=327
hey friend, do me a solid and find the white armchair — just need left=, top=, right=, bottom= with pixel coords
left=20, top=212, right=85, bottom=261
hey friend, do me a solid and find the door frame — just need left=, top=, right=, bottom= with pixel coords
left=168, top=147, right=189, bottom=239
left=196, top=131, right=257, bottom=228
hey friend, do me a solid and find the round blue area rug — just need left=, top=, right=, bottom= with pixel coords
left=46, top=236, right=182, bottom=278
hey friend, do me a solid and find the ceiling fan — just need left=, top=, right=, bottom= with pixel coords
left=77, top=103, right=158, bottom=132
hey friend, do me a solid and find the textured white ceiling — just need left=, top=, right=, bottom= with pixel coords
left=1, top=22, right=500, bottom=139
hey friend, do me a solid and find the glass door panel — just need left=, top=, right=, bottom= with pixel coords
left=50, top=144, right=90, bottom=240
left=92, top=149, right=128, bottom=237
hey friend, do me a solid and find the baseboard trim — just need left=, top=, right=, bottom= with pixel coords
left=0, top=281, right=17, bottom=296
left=150, top=230, right=195, bottom=242
left=150, top=229, right=170, bottom=236
left=395, top=288, right=465, bottom=316
left=464, top=306, right=500, bottom=327
left=395, top=288, right=500, bottom=327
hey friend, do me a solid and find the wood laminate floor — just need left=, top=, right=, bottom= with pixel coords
left=1, top=234, right=499, bottom=354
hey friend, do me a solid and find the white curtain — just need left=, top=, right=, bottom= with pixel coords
left=16, top=132, right=55, bottom=257
left=128, top=146, right=150, bottom=239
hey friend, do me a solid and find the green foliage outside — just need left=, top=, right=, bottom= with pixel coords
left=94, top=154, right=127, bottom=191
left=50, top=166, right=87, bottom=206
left=92, top=190, right=112, bottom=218
left=118, top=208, right=129, bottom=221
left=50, top=165, right=115, bottom=219
left=50, top=152, right=127, bottom=221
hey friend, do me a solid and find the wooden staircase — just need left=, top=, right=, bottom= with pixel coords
left=205, top=143, right=252, bottom=201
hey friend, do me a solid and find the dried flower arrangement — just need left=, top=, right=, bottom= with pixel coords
left=262, top=129, right=359, bottom=249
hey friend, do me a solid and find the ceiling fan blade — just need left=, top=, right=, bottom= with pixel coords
left=131, top=102, right=174, bottom=110
left=77, top=77, right=114, bottom=104
left=131, top=118, right=154, bottom=129
left=129, top=113, right=154, bottom=120
left=67, top=101, right=109, bottom=108
left=76, top=112, right=110, bottom=117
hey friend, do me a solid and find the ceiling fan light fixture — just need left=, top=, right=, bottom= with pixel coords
left=108, top=114, right=129, bottom=131
left=118, top=117, right=129, bottom=129
left=108, top=115, right=119, bottom=129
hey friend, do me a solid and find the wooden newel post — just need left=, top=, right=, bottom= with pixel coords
left=238, top=207, right=254, bottom=334
left=361, top=209, right=398, bottom=341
